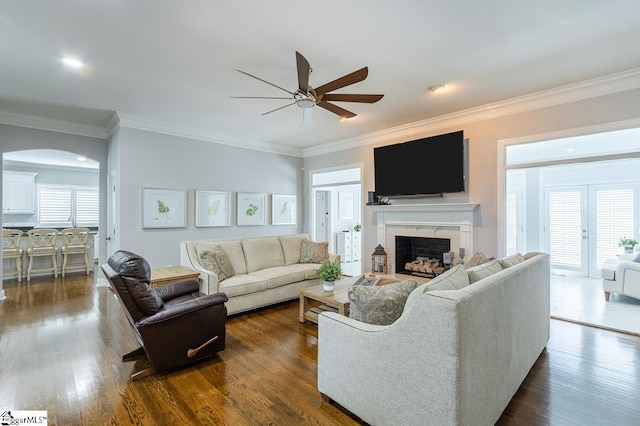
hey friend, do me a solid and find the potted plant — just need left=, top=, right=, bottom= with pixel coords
left=353, top=223, right=361, bottom=232
left=618, top=237, right=638, bottom=253
left=316, top=259, right=342, bottom=291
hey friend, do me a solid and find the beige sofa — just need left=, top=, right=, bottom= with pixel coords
left=318, top=252, right=550, bottom=426
left=179, top=234, right=339, bottom=315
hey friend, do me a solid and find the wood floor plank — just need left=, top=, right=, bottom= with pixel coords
left=1, top=273, right=640, bottom=425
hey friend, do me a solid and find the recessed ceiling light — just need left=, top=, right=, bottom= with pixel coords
left=566, top=148, right=576, bottom=152
left=428, top=84, right=446, bottom=94
left=63, top=57, right=84, bottom=69
left=76, top=156, right=87, bottom=162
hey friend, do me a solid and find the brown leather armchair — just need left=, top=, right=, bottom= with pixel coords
left=101, top=250, right=228, bottom=380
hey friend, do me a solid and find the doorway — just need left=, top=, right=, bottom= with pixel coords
left=310, top=166, right=362, bottom=276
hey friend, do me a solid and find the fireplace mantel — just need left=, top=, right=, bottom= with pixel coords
left=371, top=203, right=478, bottom=214
left=372, top=203, right=479, bottom=273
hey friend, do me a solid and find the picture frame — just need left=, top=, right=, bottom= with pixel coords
left=339, top=191, right=354, bottom=220
left=272, top=194, right=296, bottom=225
left=237, top=192, right=266, bottom=226
left=142, top=188, right=186, bottom=228
left=195, top=190, right=231, bottom=227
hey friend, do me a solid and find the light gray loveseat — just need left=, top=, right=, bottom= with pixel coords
left=179, top=234, right=339, bottom=315
left=317, top=252, right=550, bottom=426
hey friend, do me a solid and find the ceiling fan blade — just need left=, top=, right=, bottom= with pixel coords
left=302, top=107, right=312, bottom=123
left=317, top=101, right=357, bottom=119
left=234, top=68, right=295, bottom=95
left=314, top=67, right=369, bottom=96
left=231, top=96, right=292, bottom=100
left=261, top=102, right=296, bottom=116
left=296, top=51, right=311, bottom=93
left=321, top=93, right=384, bottom=103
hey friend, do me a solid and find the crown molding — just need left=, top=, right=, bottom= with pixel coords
left=2, top=67, right=639, bottom=157
left=0, top=109, right=109, bottom=139
left=303, top=67, right=640, bottom=157
left=115, top=113, right=303, bottom=157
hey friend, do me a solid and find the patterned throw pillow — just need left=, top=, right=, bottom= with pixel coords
left=300, top=239, right=329, bottom=263
left=348, top=279, right=418, bottom=325
left=465, top=252, right=496, bottom=268
left=199, top=245, right=235, bottom=281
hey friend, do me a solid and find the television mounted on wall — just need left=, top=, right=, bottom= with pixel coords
left=373, top=130, right=465, bottom=198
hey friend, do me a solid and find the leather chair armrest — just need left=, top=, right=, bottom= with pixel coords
left=154, top=278, right=200, bottom=301
left=137, top=293, right=228, bottom=326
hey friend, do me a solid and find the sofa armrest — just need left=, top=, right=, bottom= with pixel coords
left=329, top=253, right=341, bottom=264
left=179, top=241, right=221, bottom=294
left=319, top=311, right=387, bottom=332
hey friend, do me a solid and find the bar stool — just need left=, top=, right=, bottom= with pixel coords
left=2, top=229, right=24, bottom=282
left=26, top=228, right=58, bottom=281
left=61, top=227, right=91, bottom=277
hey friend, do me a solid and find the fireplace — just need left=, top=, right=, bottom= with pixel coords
left=372, top=203, right=478, bottom=274
left=396, top=236, right=450, bottom=277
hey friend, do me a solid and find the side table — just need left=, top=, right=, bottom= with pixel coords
left=150, top=266, right=200, bottom=287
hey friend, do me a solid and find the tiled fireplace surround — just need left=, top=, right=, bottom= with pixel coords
left=371, top=203, right=479, bottom=274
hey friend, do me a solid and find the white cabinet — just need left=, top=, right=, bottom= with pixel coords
left=336, top=231, right=361, bottom=263
left=352, top=231, right=361, bottom=261
left=2, top=171, right=37, bottom=214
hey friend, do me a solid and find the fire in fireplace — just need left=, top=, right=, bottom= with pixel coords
left=395, top=236, right=451, bottom=278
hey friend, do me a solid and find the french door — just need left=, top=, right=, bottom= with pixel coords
left=544, top=184, right=635, bottom=277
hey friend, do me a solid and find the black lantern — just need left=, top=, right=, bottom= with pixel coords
left=372, top=244, right=387, bottom=274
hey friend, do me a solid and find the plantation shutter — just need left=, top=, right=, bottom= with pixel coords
left=505, top=192, right=518, bottom=256
left=38, top=186, right=72, bottom=227
left=548, top=190, right=582, bottom=267
left=38, top=185, right=99, bottom=227
left=595, top=188, right=634, bottom=268
left=75, top=188, right=99, bottom=227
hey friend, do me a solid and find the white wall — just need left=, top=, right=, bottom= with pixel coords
left=113, top=127, right=304, bottom=268
left=302, top=88, right=640, bottom=271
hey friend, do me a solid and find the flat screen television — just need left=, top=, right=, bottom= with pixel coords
left=374, top=130, right=465, bottom=197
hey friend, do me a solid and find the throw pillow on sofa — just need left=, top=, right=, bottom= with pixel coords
left=199, top=245, right=235, bottom=281
left=300, top=239, right=329, bottom=263
left=498, top=253, right=525, bottom=268
left=465, top=252, right=496, bottom=268
left=467, top=259, right=503, bottom=284
left=348, top=279, right=418, bottom=325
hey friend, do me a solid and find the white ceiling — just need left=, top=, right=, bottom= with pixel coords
left=2, top=0, right=640, bottom=153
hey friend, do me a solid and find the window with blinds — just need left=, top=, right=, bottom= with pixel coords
left=548, top=190, right=582, bottom=267
left=505, top=192, right=518, bottom=256
left=37, top=185, right=99, bottom=227
left=595, top=188, right=634, bottom=268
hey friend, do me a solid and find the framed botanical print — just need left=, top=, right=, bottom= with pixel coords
left=272, top=194, right=296, bottom=225
left=142, top=188, right=186, bottom=228
left=195, top=190, right=231, bottom=227
left=237, top=192, right=266, bottom=226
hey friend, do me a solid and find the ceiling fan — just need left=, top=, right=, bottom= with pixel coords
left=232, top=51, right=384, bottom=122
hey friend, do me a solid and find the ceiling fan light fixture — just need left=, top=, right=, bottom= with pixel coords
left=428, top=84, right=446, bottom=94
left=295, top=98, right=315, bottom=108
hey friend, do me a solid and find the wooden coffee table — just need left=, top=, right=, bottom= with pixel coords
left=299, top=274, right=427, bottom=324
left=150, top=266, right=200, bottom=287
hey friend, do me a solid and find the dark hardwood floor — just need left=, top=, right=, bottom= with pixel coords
left=1, top=271, right=640, bottom=425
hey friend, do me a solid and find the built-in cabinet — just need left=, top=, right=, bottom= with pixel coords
left=2, top=171, right=37, bottom=214
left=336, top=231, right=361, bottom=263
